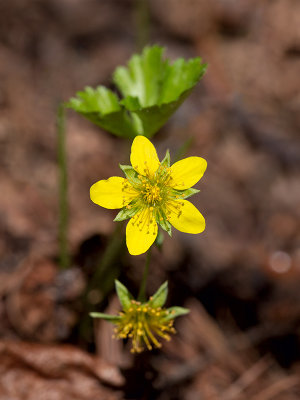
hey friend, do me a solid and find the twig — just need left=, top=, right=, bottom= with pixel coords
left=154, top=355, right=210, bottom=390
left=219, top=355, right=273, bottom=400
left=251, top=375, right=300, bottom=400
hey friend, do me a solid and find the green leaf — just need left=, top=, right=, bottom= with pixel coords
left=123, top=86, right=200, bottom=138
left=114, top=46, right=167, bottom=107
left=164, top=306, right=190, bottom=321
left=66, top=86, right=137, bottom=139
left=161, top=149, right=170, bottom=167
left=67, top=86, right=120, bottom=114
left=115, top=280, right=133, bottom=310
left=66, top=46, right=207, bottom=138
left=114, top=207, right=138, bottom=222
left=89, top=312, right=121, bottom=323
left=160, top=58, right=205, bottom=103
left=174, top=137, right=193, bottom=162
left=150, top=281, right=168, bottom=308
left=115, top=46, right=207, bottom=137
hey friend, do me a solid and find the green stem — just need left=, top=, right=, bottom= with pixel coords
left=88, top=224, right=125, bottom=297
left=135, top=0, right=150, bottom=51
left=80, top=225, right=126, bottom=342
left=138, top=248, right=152, bottom=302
left=57, top=103, right=70, bottom=269
left=174, top=137, right=193, bottom=162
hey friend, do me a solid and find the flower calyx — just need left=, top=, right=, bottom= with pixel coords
left=90, top=280, right=189, bottom=353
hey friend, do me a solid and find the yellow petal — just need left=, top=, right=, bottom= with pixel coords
left=126, top=208, right=158, bottom=255
left=90, top=177, right=137, bottom=209
left=167, top=200, right=205, bottom=234
left=170, top=157, right=207, bottom=190
left=130, top=136, right=160, bottom=177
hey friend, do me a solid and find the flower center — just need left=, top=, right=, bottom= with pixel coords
left=142, top=183, right=161, bottom=205
left=114, top=300, right=176, bottom=353
left=138, top=165, right=172, bottom=207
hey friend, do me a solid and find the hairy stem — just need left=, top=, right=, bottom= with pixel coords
left=57, top=103, right=70, bottom=269
left=87, top=224, right=125, bottom=300
left=135, top=0, right=150, bottom=51
left=174, top=137, right=193, bottom=162
left=138, top=248, right=152, bottom=302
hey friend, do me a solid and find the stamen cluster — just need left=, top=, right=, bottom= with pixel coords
left=137, top=164, right=172, bottom=207
left=125, top=164, right=185, bottom=227
left=113, top=299, right=176, bottom=353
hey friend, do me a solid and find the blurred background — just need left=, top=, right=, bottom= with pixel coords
left=0, top=0, right=299, bottom=399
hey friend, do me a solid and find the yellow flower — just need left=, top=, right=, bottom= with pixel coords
left=90, top=136, right=207, bottom=255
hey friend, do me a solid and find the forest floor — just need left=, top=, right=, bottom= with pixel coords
left=0, top=0, right=299, bottom=399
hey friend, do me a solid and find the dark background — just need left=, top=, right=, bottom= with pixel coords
left=0, top=0, right=299, bottom=399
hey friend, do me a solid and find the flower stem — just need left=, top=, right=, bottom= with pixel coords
left=80, top=225, right=125, bottom=342
left=57, top=103, right=70, bottom=269
left=135, top=0, right=150, bottom=51
left=138, top=248, right=152, bottom=302
left=88, top=224, right=125, bottom=298
left=174, top=137, right=193, bottom=162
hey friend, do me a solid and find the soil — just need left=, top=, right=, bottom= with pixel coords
left=0, top=0, right=300, bottom=399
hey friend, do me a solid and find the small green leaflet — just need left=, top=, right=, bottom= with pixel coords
left=66, top=45, right=207, bottom=138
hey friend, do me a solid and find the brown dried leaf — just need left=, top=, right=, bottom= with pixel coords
left=0, top=340, right=124, bottom=400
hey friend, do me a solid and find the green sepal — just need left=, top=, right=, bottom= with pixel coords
left=149, top=281, right=168, bottom=308
left=119, top=164, right=141, bottom=185
left=89, top=312, right=121, bottom=323
left=158, top=217, right=172, bottom=237
left=164, top=306, right=190, bottom=321
left=174, top=187, right=200, bottom=200
left=161, top=149, right=170, bottom=167
left=115, top=280, right=133, bottom=311
left=114, top=206, right=138, bottom=222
